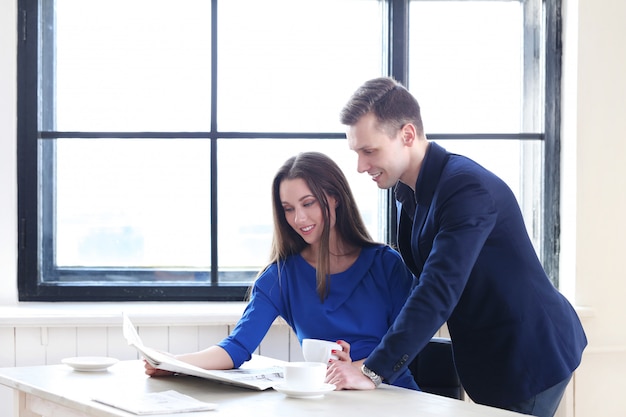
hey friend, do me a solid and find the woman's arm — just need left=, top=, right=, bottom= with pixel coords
left=177, top=345, right=235, bottom=370
left=144, top=345, right=234, bottom=376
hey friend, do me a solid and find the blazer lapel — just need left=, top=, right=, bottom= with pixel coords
left=397, top=203, right=420, bottom=275
left=396, top=142, right=450, bottom=276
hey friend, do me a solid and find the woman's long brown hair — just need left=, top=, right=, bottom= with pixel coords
left=260, top=151, right=376, bottom=301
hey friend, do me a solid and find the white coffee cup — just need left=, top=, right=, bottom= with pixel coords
left=283, top=361, right=327, bottom=390
left=302, top=338, right=342, bottom=364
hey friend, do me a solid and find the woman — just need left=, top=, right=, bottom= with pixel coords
left=145, top=151, right=418, bottom=390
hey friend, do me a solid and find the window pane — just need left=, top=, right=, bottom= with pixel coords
left=439, top=139, right=543, bottom=255
left=437, top=140, right=528, bottom=202
left=19, top=0, right=553, bottom=300
left=217, top=0, right=384, bottom=132
left=409, top=1, right=523, bottom=133
left=53, top=0, right=212, bottom=131
left=53, top=139, right=211, bottom=269
left=217, top=139, right=382, bottom=274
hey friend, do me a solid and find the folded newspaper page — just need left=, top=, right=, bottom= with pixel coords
left=93, top=390, right=217, bottom=415
left=122, top=313, right=285, bottom=390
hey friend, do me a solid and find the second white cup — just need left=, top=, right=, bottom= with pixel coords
left=302, top=338, right=342, bottom=364
left=283, top=361, right=327, bottom=390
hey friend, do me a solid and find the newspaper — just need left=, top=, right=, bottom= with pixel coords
left=93, top=390, right=217, bottom=415
left=122, top=313, right=285, bottom=390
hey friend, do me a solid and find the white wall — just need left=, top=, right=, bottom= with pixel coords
left=1, top=0, right=625, bottom=415
left=0, top=0, right=18, bottom=305
left=559, top=0, right=626, bottom=416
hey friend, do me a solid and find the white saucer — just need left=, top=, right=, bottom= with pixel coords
left=62, top=356, right=119, bottom=372
left=273, top=383, right=336, bottom=398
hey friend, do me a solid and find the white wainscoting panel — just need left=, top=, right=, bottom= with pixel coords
left=198, top=325, right=230, bottom=351
left=138, top=325, right=169, bottom=354
left=257, top=324, right=289, bottom=360
left=15, top=327, right=46, bottom=366
left=76, top=327, right=109, bottom=357
left=169, top=325, right=201, bottom=355
left=107, top=326, right=137, bottom=361
left=0, top=327, right=14, bottom=367
left=46, top=327, right=77, bottom=365
left=289, top=330, right=305, bottom=361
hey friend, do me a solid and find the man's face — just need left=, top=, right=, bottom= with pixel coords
left=346, top=112, right=410, bottom=189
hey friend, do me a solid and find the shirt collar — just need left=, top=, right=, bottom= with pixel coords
left=394, top=142, right=448, bottom=212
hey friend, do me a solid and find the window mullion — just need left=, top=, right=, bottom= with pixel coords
left=386, top=0, right=410, bottom=246
left=210, top=0, right=219, bottom=286
left=543, top=0, right=562, bottom=286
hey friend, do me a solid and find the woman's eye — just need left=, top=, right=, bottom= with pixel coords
left=303, top=200, right=316, bottom=207
left=283, top=207, right=293, bottom=212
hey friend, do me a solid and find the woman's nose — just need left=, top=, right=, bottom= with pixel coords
left=294, top=208, right=306, bottom=223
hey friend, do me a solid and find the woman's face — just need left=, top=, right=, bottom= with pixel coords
left=279, top=178, right=336, bottom=246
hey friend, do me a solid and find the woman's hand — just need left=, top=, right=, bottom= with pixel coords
left=331, top=340, right=352, bottom=363
left=143, top=350, right=178, bottom=377
left=325, top=340, right=377, bottom=390
left=143, top=359, right=176, bottom=377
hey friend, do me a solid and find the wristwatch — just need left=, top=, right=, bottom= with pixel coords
left=360, top=364, right=383, bottom=387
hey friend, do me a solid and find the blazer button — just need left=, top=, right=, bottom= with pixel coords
left=393, top=354, right=410, bottom=371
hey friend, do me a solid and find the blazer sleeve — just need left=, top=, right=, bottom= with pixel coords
left=365, top=172, right=498, bottom=383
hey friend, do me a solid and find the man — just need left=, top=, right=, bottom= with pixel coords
left=329, top=77, right=587, bottom=417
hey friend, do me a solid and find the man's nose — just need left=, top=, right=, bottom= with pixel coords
left=357, top=156, right=369, bottom=173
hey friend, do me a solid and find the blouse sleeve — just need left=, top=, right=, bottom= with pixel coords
left=217, top=265, right=283, bottom=367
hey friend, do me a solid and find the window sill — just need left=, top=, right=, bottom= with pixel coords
left=0, top=302, right=594, bottom=328
left=0, top=302, right=250, bottom=327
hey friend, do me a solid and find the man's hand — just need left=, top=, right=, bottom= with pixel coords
left=327, top=360, right=377, bottom=390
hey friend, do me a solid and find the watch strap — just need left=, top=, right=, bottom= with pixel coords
left=361, top=364, right=383, bottom=387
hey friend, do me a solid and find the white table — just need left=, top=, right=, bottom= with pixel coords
left=0, top=360, right=527, bottom=417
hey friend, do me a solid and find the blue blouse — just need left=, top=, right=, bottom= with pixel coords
left=217, top=244, right=418, bottom=390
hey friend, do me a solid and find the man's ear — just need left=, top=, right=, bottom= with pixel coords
left=400, top=123, right=417, bottom=146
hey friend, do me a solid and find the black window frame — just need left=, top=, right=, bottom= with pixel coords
left=17, top=0, right=562, bottom=302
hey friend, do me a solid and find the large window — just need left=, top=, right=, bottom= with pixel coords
left=18, top=0, right=561, bottom=301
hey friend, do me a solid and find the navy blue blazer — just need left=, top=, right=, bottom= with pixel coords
left=365, top=142, right=586, bottom=408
